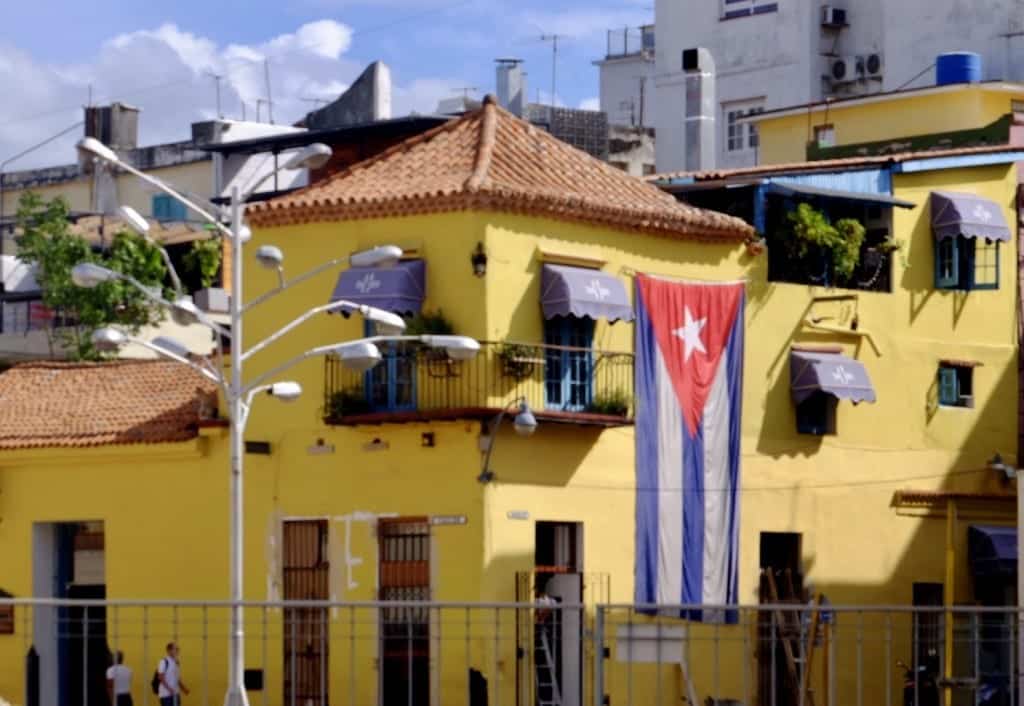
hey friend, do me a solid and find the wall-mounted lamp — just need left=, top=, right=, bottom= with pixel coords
left=988, top=453, right=1018, bottom=482
left=471, top=242, right=488, bottom=277
left=478, top=397, right=537, bottom=483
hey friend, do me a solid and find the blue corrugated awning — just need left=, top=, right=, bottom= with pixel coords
left=330, top=259, right=425, bottom=314
left=968, top=525, right=1017, bottom=578
left=930, top=191, right=1011, bottom=242
left=790, top=350, right=876, bottom=404
left=541, top=264, right=633, bottom=322
left=766, top=180, right=916, bottom=208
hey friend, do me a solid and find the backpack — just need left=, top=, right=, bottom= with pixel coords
left=151, top=658, right=166, bottom=695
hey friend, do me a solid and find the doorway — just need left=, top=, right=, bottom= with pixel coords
left=282, top=519, right=330, bottom=706
left=378, top=518, right=431, bottom=706
left=33, top=521, right=108, bottom=706
left=532, top=521, right=583, bottom=706
left=757, top=532, right=803, bottom=706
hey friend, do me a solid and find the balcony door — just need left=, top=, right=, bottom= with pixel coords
left=544, top=316, right=594, bottom=411
left=364, top=321, right=417, bottom=412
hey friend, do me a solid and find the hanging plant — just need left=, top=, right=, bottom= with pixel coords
left=786, top=203, right=866, bottom=280
left=498, top=342, right=541, bottom=380
left=404, top=309, right=454, bottom=335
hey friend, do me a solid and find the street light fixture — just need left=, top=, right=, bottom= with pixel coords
left=72, top=138, right=480, bottom=706
left=478, top=397, right=537, bottom=483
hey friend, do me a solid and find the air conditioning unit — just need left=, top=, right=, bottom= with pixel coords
left=830, top=57, right=858, bottom=84
left=863, top=52, right=884, bottom=78
left=821, top=5, right=848, bottom=28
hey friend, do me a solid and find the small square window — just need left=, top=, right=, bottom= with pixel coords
left=796, top=391, right=837, bottom=435
left=934, top=236, right=1000, bottom=291
left=938, top=364, right=973, bottom=408
left=814, top=124, right=836, bottom=148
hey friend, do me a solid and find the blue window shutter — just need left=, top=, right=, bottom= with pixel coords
left=152, top=194, right=186, bottom=222
left=938, top=367, right=958, bottom=406
left=934, top=237, right=958, bottom=289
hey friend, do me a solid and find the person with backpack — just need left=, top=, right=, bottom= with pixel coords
left=151, top=642, right=190, bottom=706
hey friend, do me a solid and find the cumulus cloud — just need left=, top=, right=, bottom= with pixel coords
left=0, top=20, right=460, bottom=170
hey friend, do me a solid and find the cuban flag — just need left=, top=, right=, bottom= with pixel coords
left=634, top=274, right=745, bottom=622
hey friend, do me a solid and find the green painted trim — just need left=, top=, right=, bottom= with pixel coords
left=806, top=114, right=1014, bottom=161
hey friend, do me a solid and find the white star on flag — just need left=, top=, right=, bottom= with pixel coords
left=673, top=306, right=707, bottom=362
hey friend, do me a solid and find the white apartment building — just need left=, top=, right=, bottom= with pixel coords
left=651, top=0, right=1024, bottom=173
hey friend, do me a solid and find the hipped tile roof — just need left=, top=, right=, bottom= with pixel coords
left=0, top=360, right=218, bottom=450
left=248, top=95, right=753, bottom=242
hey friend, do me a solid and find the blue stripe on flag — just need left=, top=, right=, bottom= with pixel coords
left=634, top=284, right=660, bottom=606
left=724, top=295, right=745, bottom=621
left=682, top=419, right=704, bottom=618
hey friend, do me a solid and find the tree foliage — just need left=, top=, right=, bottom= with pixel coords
left=183, top=238, right=222, bottom=290
left=786, top=202, right=866, bottom=280
left=14, top=193, right=169, bottom=360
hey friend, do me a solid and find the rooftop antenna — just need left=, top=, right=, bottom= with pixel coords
left=206, top=72, right=224, bottom=118
left=539, top=34, right=563, bottom=105
left=256, top=99, right=270, bottom=123
left=263, top=60, right=275, bottom=124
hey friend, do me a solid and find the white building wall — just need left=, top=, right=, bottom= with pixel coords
left=597, top=56, right=656, bottom=128
left=654, top=0, right=819, bottom=173
left=652, top=0, right=1024, bottom=171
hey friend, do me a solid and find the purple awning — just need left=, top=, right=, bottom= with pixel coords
left=930, top=191, right=1010, bottom=242
left=790, top=350, right=876, bottom=404
left=330, top=259, right=425, bottom=314
left=540, top=264, right=633, bottom=322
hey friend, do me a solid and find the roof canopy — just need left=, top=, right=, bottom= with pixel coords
left=540, top=264, right=633, bottom=322
left=968, top=525, right=1016, bottom=578
left=330, top=260, right=425, bottom=314
left=930, top=191, right=1010, bottom=242
left=790, top=350, right=876, bottom=405
left=249, top=96, right=753, bottom=242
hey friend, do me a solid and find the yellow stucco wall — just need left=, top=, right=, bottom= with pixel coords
left=0, top=161, right=1017, bottom=704
left=757, top=85, right=1024, bottom=164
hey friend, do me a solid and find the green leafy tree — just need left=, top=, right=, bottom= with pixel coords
left=14, top=193, right=169, bottom=360
left=786, top=202, right=866, bottom=280
left=182, top=238, right=222, bottom=289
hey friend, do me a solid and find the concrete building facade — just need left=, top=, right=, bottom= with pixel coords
left=653, top=0, right=1024, bottom=173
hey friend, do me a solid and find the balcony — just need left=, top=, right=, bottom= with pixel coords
left=324, top=340, right=634, bottom=427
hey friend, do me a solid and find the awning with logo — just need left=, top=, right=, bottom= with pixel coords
left=790, top=350, right=876, bottom=404
left=968, top=525, right=1016, bottom=578
left=930, top=191, right=1011, bottom=242
left=540, top=264, right=633, bottom=322
left=330, top=259, right=425, bottom=314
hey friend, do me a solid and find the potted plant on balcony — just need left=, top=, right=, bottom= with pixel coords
left=405, top=309, right=460, bottom=377
left=586, top=390, right=631, bottom=417
left=326, top=387, right=372, bottom=421
left=498, top=342, right=542, bottom=380
left=786, top=203, right=866, bottom=285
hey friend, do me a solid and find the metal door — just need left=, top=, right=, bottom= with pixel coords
left=283, top=519, right=330, bottom=706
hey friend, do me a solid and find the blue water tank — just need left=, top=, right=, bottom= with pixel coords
left=936, top=52, right=982, bottom=86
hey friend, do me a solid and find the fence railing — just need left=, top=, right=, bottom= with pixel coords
left=323, top=340, right=635, bottom=425
left=1, top=599, right=1021, bottom=706
left=605, top=26, right=655, bottom=58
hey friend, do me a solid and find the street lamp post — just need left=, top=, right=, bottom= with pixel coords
left=75, top=138, right=480, bottom=706
left=478, top=397, right=537, bottom=483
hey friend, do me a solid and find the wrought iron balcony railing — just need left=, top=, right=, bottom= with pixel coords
left=324, top=340, right=634, bottom=426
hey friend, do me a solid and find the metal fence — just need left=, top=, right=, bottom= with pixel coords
left=0, top=599, right=1020, bottom=706
left=323, top=340, right=635, bottom=424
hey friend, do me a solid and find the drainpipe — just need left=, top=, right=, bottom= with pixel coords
left=944, top=498, right=956, bottom=706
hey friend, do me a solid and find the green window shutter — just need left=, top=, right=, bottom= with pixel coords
left=938, top=367, right=959, bottom=406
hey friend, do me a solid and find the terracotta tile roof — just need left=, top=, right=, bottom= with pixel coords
left=248, top=95, right=753, bottom=242
left=648, top=143, right=1024, bottom=183
left=0, top=360, right=218, bottom=450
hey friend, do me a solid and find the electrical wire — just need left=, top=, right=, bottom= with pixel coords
left=895, top=63, right=936, bottom=92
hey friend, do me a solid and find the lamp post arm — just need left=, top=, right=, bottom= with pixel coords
left=241, top=300, right=364, bottom=363
left=480, top=406, right=512, bottom=480
left=242, top=257, right=349, bottom=314
left=242, top=345, right=338, bottom=394
left=103, top=156, right=229, bottom=236
left=127, top=336, right=226, bottom=392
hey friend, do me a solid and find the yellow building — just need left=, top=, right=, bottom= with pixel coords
left=0, top=97, right=1020, bottom=706
left=745, top=81, right=1024, bottom=166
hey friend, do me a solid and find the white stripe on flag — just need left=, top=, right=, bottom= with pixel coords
left=655, top=350, right=684, bottom=605
left=702, top=352, right=732, bottom=607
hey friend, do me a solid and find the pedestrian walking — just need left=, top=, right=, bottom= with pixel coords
left=106, top=651, right=133, bottom=706
left=156, top=642, right=190, bottom=706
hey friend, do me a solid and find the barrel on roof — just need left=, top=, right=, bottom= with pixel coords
left=936, top=52, right=982, bottom=86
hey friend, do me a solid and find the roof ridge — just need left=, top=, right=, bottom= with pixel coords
left=10, top=358, right=179, bottom=370
left=464, top=97, right=498, bottom=191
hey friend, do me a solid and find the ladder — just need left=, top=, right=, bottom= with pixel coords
left=535, top=625, right=562, bottom=706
